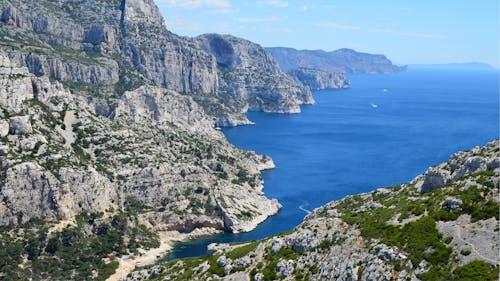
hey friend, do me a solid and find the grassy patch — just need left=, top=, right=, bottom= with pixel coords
left=226, top=241, right=259, bottom=260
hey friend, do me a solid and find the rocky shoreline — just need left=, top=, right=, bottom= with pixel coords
left=124, top=140, right=500, bottom=281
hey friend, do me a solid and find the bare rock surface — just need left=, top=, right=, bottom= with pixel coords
left=0, top=52, right=280, bottom=233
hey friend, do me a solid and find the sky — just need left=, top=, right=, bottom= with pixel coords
left=156, top=0, right=499, bottom=67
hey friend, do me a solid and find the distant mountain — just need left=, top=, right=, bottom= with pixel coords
left=266, top=47, right=407, bottom=74
left=409, top=63, right=497, bottom=71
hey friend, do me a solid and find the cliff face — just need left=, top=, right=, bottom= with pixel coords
left=288, top=67, right=350, bottom=91
left=0, top=1, right=316, bottom=128
left=0, top=0, right=219, bottom=95
left=0, top=0, right=217, bottom=93
left=127, top=140, right=500, bottom=281
left=267, top=47, right=407, bottom=74
left=195, top=34, right=314, bottom=126
left=0, top=52, right=280, bottom=233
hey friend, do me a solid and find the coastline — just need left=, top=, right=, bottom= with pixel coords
left=107, top=227, right=224, bottom=281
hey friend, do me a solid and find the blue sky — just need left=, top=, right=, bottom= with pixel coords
left=156, top=0, right=499, bottom=67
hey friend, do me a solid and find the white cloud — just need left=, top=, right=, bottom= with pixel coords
left=258, top=0, right=289, bottom=8
left=313, top=22, right=447, bottom=39
left=236, top=15, right=287, bottom=23
left=367, top=28, right=448, bottom=39
left=155, top=0, right=231, bottom=9
left=206, top=8, right=239, bottom=14
left=313, top=22, right=361, bottom=30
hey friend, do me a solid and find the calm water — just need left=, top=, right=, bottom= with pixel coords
left=167, top=68, right=499, bottom=259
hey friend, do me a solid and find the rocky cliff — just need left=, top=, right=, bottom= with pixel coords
left=195, top=34, right=313, bottom=126
left=288, top=67, right=350, bottom=91
left=267, top=47, right=407, bottom=74
left=0, top=0, right=218, bottom=94
left=0, top=0, right=316, bottom=127
left=0, top=51, right=281, bottom=233
left=126, top=140, right=499, bottom=281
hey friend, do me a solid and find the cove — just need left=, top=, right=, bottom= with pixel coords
left=167, top=68, right=499, bottom=259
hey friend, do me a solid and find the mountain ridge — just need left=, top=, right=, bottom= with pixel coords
left=267, top=46, right=407, bottom=74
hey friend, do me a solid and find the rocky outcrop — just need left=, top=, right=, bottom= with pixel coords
left=195, top=34, right=314, bottom=125
left=288, top=67, right=350, bottom=90
left=267, top=47, right=407, bottom=74
left=126, top=140, right=499, bottom=281
left=414, top=141, right=499, bottom=192
left=0, top=0, right=218, bottom=94
left=0, top=52, right=280, bottom=233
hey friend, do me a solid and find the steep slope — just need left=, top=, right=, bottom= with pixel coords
left=0, top=52, right=281, bottom=232
left=0, top=31, right=284, bottom=281
left=0, top=0, right=218, bottom=95
left=195, top=34, right=313, bottom=126
left=127, top=140, right=499, bottom=281
left=267, top=47, right=407, bottom=74
left=288, top=67, right=350, bottom=91
left=0, top=1, right=315, bottom=127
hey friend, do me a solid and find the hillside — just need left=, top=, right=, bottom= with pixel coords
left=126, top=140, right=499, bottom=281
left=267, top=47, right=407, bottom=74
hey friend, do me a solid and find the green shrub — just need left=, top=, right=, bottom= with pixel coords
left=452, top=260, right=499, bottom=281
left=460, top=249, right=471, bottom=256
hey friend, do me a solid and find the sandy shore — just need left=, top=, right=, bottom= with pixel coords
left=107, top=227, right=222, bottom=281
left=107, top=231, right=182, bottom=281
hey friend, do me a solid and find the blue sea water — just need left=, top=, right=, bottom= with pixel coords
left=167, top=68, right=499, bottom=259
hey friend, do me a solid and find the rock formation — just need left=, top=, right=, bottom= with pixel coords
left=288, top=67, right=350, bottom=91
left=195, top=34, right=314, bottom=126
left=0, top=0, right=319, bottom=127
left=0, top=49, right=281, bottom=232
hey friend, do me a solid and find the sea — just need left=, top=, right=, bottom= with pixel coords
left=167, top=67, right=499, bottom=259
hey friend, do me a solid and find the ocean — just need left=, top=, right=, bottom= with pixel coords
left=167, top=67, right=499, bottom=259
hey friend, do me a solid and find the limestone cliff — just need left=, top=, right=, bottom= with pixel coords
left=0, top=52, right=281, bottom=234
left=0, top=0, right=218, bottom=94
left=0, top=0, right=316, bottom=127
left=126, top=140, right=500, bottom=281
left=195, top=34, right=314, bottom=126
left=288, top=67, right=350, bottom=91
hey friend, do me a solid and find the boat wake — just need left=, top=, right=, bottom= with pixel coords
left=299, top=202, right=312, bottom=214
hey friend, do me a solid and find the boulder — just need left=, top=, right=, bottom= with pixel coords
left=420, top=167, right=451, bottom=192
left=445, top=196, right=463, bottom=212
left=216, top=255, right=228, bottom=267
left=253, top=273, right=264, bottom=281
left=234, top=256, right=252, bottom=268
left=452, top=156, right=487, bottom=180
left=0, top=145, right=8, bottom=155
left=0, top=119, right=9, bottom=136
left=487, top=158, right=500, bottom=171
left=270, top=238, right=284, bottom=253
left=276, top=259, right=295, bottom=277
left=9, top=116, right=32, bottom=135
